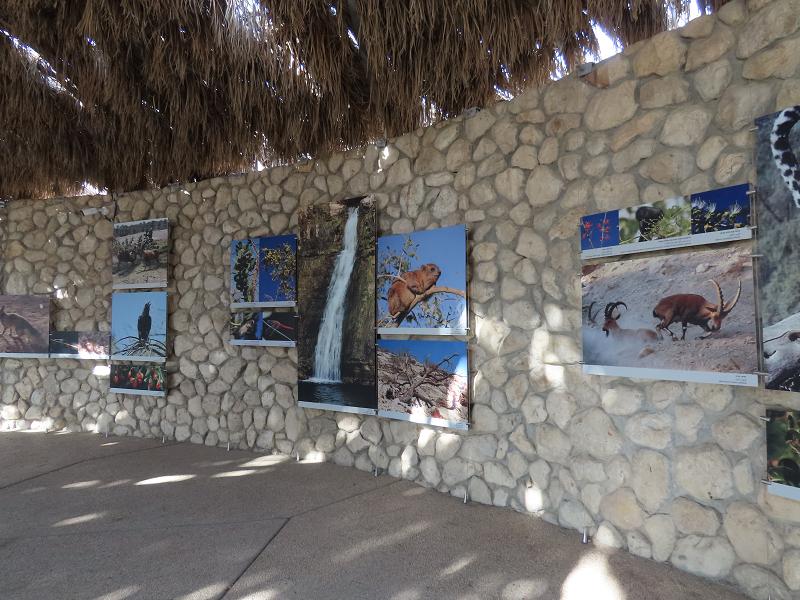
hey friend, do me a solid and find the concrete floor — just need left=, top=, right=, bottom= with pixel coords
left=0, top=432, right=747, bottom=600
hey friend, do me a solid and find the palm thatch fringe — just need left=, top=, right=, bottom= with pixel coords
left=0, top=1, right=727, bottom=199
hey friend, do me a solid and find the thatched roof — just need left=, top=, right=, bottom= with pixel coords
left=0, top=1, right=725, bottom=199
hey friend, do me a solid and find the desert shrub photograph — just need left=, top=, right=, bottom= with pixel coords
left=690, top=183, right=750, bottom=234
left=581, top=244, right=757, bottom=377
left=112, top=218, right=169, bottom=289
left=377, top=339, right=468, bottom=429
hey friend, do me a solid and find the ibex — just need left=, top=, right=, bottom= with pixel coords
left=584, top=302, right=600, bottom=327
left=602, top=302, right=660, bottom=342
left=652, top=279, right=741, bottom=341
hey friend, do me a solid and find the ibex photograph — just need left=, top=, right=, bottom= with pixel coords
left=755, top=105, right=800, bottom=392
left=581, top=244, right=757, bottom=379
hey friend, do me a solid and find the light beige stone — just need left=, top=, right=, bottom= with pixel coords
left=736, top=0, right=800, bottom=59
left=696, top=136, right=728, bottom=170
left=660, top=106, right=712, bottom=147
left=743, top=38, right=800, bottom=79
left=543, top=78, right=593, bottom=114
left=693, top=59, right=732, bottom=102
left=723, top=502, right=784, bottom=565
left=671, top=536, right=736, bottom=578
left=675, top=445, right=734, bottom=501
left=583, top=81, right=638, bottom=132
left=639, top=150, right=695, bottom=184
left=633, top=31, right=687, bottom=77
left=685, top=24, right=735, bottom=71
left=609, top=110, right=666, bottom=151
left=711, top=412, right=761, bottom=451
left=631, top=450, right=670, bottom=512
left=672, top=497, right=720, bottom=535
left=600, top=487, right=644, bottom=530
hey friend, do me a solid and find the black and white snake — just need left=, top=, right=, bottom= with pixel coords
left=771, top=105, right=800, bottom=208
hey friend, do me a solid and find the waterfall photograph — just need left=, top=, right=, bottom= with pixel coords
left=297, top=198, right=377, bottom=414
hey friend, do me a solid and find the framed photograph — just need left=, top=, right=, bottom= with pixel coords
left=0, top=295, right=50, bottom=358
left=111, top=292, right=167, bottom=363
left=766, top=409, right=800, bottom=502
left=297, top=198, right=377, bottom=415
left=376, top=225, right=468, bottom=335
left=378, top=339, right=469, bottom=430
left=230, top=234, right=297, bottom=308
left=229, top=311, right=297, bottom=347
left=112, top=218, right=169, bottom=289
left=49, top=331, right=110, bottom=359
left=109, top=363, right=166, bottom=397
left=755, top=106, right=800, bottom=392
left=579, top=185, right=752, bottom=260
left=581, top=244, right=758, bottom=386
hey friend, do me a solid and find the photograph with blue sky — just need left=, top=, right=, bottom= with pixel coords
left=377, top=225, right=467, bottom=333
left=690, top=183, right=750, bottom=234
left=259, top=234, right=297, bottom=305
left=111, top=291, right=167, bottom=362
left=377, top=338, right=469, bottom=429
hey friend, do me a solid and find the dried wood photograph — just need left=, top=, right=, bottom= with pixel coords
left=49, top=331, right=109, bottom=359
left=767, top=409, right=800, bottom=502
left=112, top=218, right=169, bottom=289
left=297, top=198, right=376, bottom=414
left=230, top=234, right=297, bottom=308
left=377, top=339, right=468, bottom=430
left=229, top=311, right=297, bottom=347
left=376, top=225, right=468, bottom=335
left=111, top=292, right=167, bottom=362
left=109, top=364, right=166, bottom=397
left=0, top=295, right=50, bottom=357
left=581, top=244, right=757, bottom=385
left=756, top=106, right=800, bottom=391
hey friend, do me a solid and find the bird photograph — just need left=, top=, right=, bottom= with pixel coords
left=111, top=292, right=167, bottom=361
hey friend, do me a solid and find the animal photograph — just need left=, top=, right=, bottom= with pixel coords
left=111, top=292, right=167, bottom=362
left=49, top=331, right=109, bottom=359
left=376, top=225, right=467, bottom=334
left=581, top=244, right=757, bottom=380
left=229, top=311, right=297, bottom=347
left=766, top=409, right=800, bottom=501
left=112, top=218, right=169, bottom=289
left=618, top=197, right=690, bottom=245
left=755, top=106, right=800, bottom=392
left=297, top=198, right=377, bottom=413
left=377, top=339, right=469, bottom=430
left=690, top=183, right=751, bottom=235
left=230, top=235, right=297, bottom=308
left=580, top=210, right=619, bottom=251
left=109, top=364, right=166, bottom=397
left=0, top=295, right=50, bottom=356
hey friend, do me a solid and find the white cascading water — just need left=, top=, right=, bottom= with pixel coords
left=309, top=206, right=360, bottom=383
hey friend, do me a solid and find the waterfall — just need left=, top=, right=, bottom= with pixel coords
left=309, top=206, right=360, bottom=383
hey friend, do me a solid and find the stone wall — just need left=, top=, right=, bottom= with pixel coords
left=3, top=0, right=800, bottom=596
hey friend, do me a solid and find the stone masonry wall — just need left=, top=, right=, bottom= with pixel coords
left=3, top=1, right=800, bottom=597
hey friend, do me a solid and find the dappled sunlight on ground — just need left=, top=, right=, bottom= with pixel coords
left=134, top=474, right=196, bottom=486
left=52, top=512, right=106, bottom=527
left=561, top=552, right=626, bottom=600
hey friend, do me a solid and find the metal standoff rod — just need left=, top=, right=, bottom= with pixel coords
left=582, top=529, right=591, bottom=544
left=226, top=441, right=230, bottom=452
left=463, top=490, right=468, bottom=504
left=758, top=416, right=770, bottom=423
left=760, top=479, right=772, bottom=486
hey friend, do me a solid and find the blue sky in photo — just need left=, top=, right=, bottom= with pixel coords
left=259, top=234, right=297, bottom=303
left=690, top=183, right=750, bottom=232
left=580, top=210, right=619, bottom=250
left=377, top=225, right=466, bottom=322
left=111, top=292, right=167, bottom=348
left=379, top=339, right=467, bottom=378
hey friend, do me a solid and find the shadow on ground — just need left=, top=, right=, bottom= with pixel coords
left=0, top=432, right=746, bottom=600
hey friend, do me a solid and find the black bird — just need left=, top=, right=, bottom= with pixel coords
left=137, top=302, right=152, bottom=342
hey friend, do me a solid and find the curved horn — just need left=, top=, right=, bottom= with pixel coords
left=722, top=279, right=742, bottom=316
left=610, top=301, right=627, bottom=320
left=708, top=279, right=724, bottom=313
left=604, top=303, right=615, bottom=319
left=587, top=301, right=599, bottom=323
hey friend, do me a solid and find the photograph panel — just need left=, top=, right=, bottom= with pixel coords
left=229, top=311, right=297, bottom=347
left=581, top=244, right=757, bottom=381
left=110, top=363, right=166, bottom=397
left=111, top=291, right=168, bottom=362
left=376, top=225, right=467, bottom=334
left=377, top=339, right=469, bottom=430
left=767, top=410, right=800, bottom=501
left=259, top=234, right=297, bottom=305
left=112, top=218, right=169, bottom=289
left=297, top=198, right=376, bottom=412
left=49, top=331, right=110, bottom=359
left=755, top=106, right=800, bottom=391
left=0, top=295, right=50, bottom=356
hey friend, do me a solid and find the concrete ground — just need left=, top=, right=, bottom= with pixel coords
left=0, top=432, right=747, bottom=600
